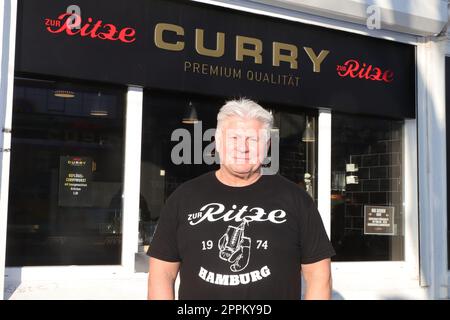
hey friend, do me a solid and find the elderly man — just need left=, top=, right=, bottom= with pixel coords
left=147, top=98, right=335, bottom=300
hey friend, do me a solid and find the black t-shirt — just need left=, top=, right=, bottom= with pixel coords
left=148, top=171, right=335, bottom=300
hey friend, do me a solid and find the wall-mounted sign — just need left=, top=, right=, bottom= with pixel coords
left=336, top=59, right=394, bottom=83
left=364, top=205, right=395, bottom=235
left=58, top=156, right=92, bottom=207
left=45, top=13, right=136, bottom=43
left=16, top=0, right=415, bottom=119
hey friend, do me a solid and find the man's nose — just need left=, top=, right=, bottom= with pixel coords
left=235, top=138, right=249, bottom=153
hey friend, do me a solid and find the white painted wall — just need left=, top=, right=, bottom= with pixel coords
left=417, top=36, right=449, bottom=299
left=244, top=0, right=448, bottom=36
left=0, top=0, right=17, bottom=301
left=122, top=87, right=144, bottom=272
left=318, top=110, right=331, bottom=238
left=193, top=0, right=420, bottom=45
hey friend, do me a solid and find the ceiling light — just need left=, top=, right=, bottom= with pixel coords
left=302, top=119, right=315, bottom=143
left=54, top=89, right=75, bottom=98
left=182, top=101, right=199, bottom=124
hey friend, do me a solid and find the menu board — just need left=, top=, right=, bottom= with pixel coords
left=58, top=156, right=92, bottom=207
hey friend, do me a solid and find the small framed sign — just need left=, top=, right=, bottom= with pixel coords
left=58, top=156, right=93, bottom=207
left=364, top=205, right=395, bottom=235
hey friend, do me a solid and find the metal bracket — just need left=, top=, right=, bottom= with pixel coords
left=2, top=128, right=12, bottom=133
left=1, top=148, right=11, bottom=152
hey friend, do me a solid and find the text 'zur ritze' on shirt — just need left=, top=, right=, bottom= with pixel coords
left=187, top=203, right=287, bottom=225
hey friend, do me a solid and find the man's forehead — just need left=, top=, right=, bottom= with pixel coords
left=223, top=128, right=260, bottom=135
left=220, top=116, right=264, bottom=127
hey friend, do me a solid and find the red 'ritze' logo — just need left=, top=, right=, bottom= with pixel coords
left=45, top=13, right=136, bottom=43
left=336, top=59, right=394, bottom=83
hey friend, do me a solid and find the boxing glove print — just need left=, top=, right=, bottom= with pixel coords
left=218, top=225, right=242, bottom=262
left=230, top=236, right=251, bottom=272
left=218, top=221, right=252, bottom=272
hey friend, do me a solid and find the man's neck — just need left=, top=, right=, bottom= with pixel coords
left=215, top=167, right=262, bottom=187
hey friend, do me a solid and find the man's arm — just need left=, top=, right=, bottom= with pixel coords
left=301, top=258, right=332, bottom=300
left=147, top=257, right=180, bottom=300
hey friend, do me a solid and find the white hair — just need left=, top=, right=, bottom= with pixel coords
left=217, top=98, right=273, bottom=131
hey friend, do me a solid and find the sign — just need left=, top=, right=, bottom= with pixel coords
left=336, top=59, right=394, bottom=83
left=45, top=12, right=136, bottom=43
left=58, top=156, right=92, bottom=207
left=15, top=0, right=415, bottom=119
left=364, top=205, right=395, bottom=235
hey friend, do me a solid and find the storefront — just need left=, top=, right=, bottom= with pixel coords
left=0, top=0, right=448, bottom=299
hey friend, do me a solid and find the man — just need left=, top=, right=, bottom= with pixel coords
left=147, top=98, right=335, bottom=300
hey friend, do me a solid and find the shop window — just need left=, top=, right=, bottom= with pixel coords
left=6, top=78, right=125, bottom=266
left=331, top=113, right=404, bottom=261
left=137, top=90, right=317, bottom=271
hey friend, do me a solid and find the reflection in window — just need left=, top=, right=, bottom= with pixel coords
left=6, top=78, right=125, bottom=266
left=275, top=111, right=317, bottom=200
left=331, top=113, right=404, bottom=261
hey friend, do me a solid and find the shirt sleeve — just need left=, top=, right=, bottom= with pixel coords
left=298, top=194, right=336, bottom=264
left=147, top=191, right=181, bottom=262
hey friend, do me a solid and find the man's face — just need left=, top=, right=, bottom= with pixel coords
left=216, top=116, right=268, bottom=177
